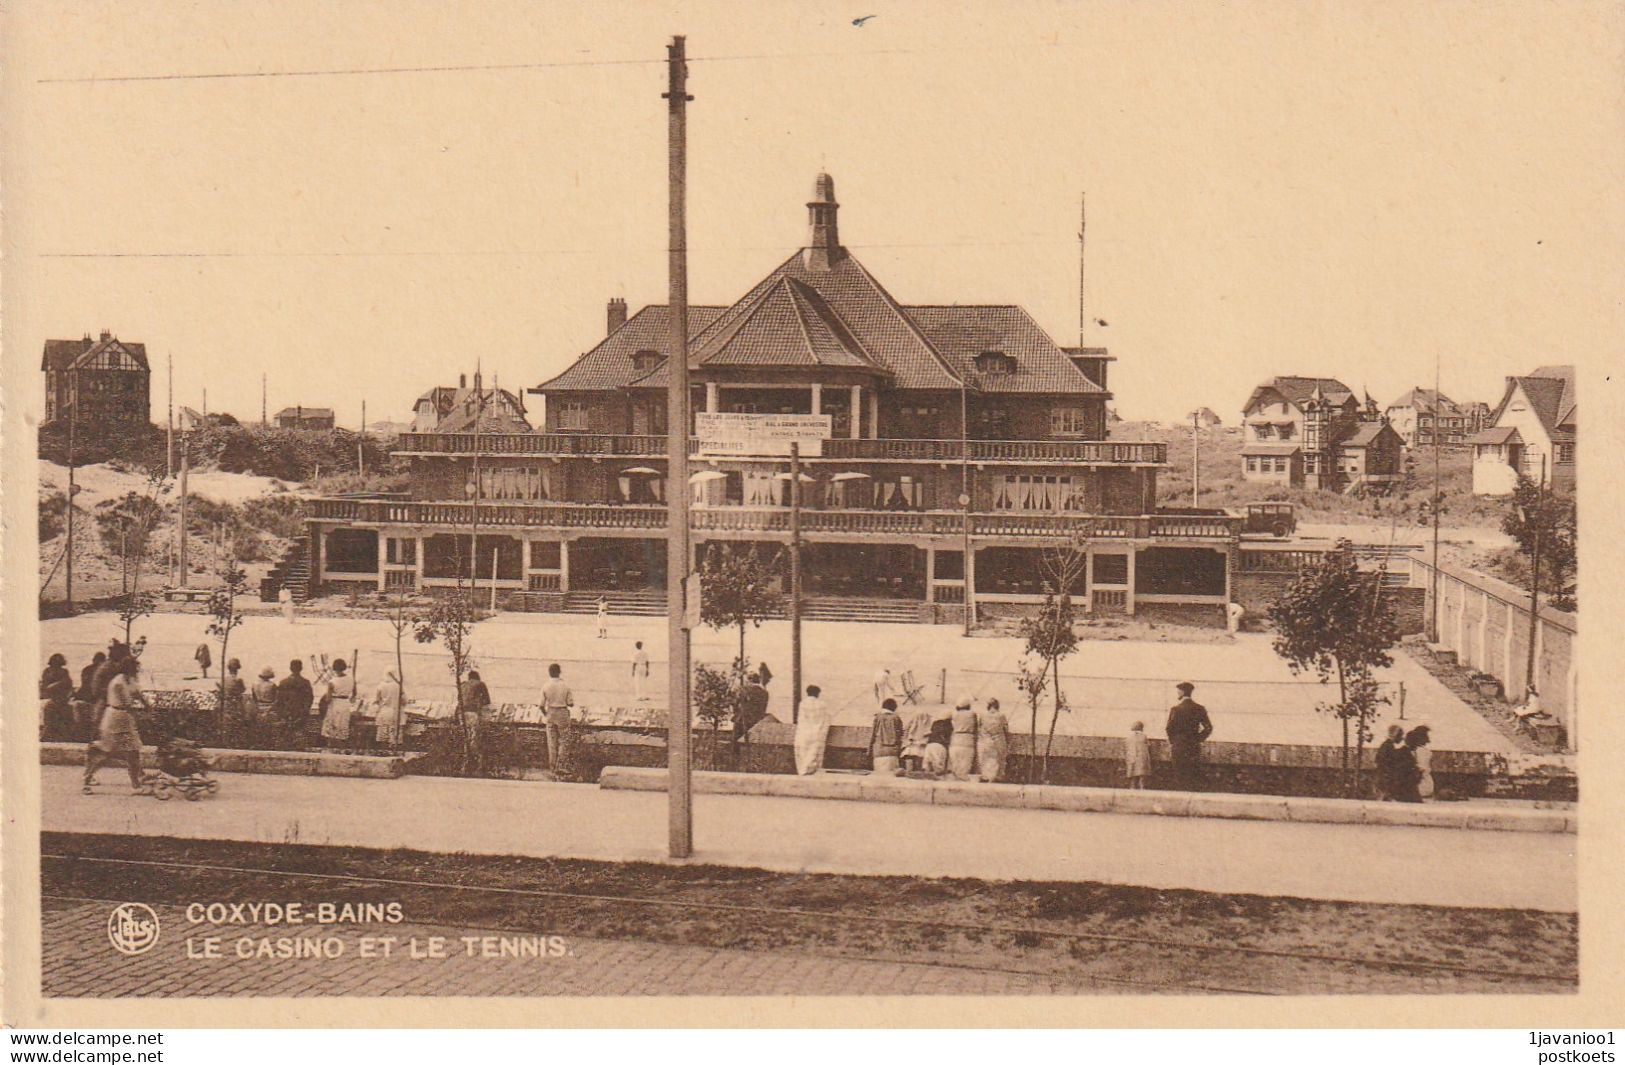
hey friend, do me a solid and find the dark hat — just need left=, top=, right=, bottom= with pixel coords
left=48, top=653, right=67, bottom=667
left=1176, top=681, right=1195, bottom=695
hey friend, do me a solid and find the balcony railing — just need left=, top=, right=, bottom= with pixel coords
left=307, top=498, right=1239, bottom=539
left=392, top=433, right=1166, bottom=466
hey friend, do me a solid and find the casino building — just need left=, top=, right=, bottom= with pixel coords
left=304, top=175, right=1243, bottom=624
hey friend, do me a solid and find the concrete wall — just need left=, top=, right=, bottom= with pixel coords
left=1417, top=555, right=1577, bottom=747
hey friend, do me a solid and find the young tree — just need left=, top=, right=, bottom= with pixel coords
left=380, top=591, right=413, bottom=704
left=698, top=544, right=785, bottom=667
left=1014, top=657, right=1049, bottom=784
left=117, top=591, right=157, bottom=647
left=1502, top=476, right=1577, bottom=609
left=1016, top=538, right=1083, bottom=782
left=97, top=472, right=171, bottom=645
left=205, top=559, right=249, bottom=742
left=1267, top=540, right=1400, bottom=795
left=692, top=659, right=745, bottom=771
left=413, top=587, right=479, bottom=766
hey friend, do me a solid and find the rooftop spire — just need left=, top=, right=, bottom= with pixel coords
left=803, top=172, right=844, bottom=271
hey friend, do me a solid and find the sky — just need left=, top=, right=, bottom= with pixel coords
left=5, top=1, right=1621, bottom=425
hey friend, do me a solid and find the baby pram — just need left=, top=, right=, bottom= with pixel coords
left=147, top=737, right=219, bottom=801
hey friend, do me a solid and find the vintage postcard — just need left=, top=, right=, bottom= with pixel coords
left=2, top=0, right=1620, bottom=1029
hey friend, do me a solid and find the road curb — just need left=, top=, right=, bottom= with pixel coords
left=598, top=766, right=1575, bottom=834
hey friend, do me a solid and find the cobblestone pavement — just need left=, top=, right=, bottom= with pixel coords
left=43, top=899, right=1076, bottom=997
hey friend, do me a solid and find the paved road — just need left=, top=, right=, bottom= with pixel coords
left=42, top=767, right=1576, bottom=911
left=42, top=899, right=1070, bottom=997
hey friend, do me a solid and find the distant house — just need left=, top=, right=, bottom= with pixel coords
left=176, top=407, right=237, bottom=431
left=1468, top=365, right=1576, bottom=496
left=1239, top=376, right=1385, bottom=490
left=410, top=376, right=531, bottom=434
left=1189, top=407, right=1223, bottom=429
left=1384, top=388, right=1490, bottom=447
left=42, top=330, right=151, bottom=430
left=275, top=406, right=336, bottom=431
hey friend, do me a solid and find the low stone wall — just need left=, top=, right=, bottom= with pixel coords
left=41, top=743, right=405, bottom=779
left=598, top=767, right=1575, bottom=834
left=563, top=721, right=1568, bottom=802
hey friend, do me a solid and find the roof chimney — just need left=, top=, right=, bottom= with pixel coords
left=100, top=330, right=111, bottom=342
left=607, top=297, right=628, bottom=336
left=803, top=172, right=844, bottom=271
left=459, top=373, right=467, bottom=389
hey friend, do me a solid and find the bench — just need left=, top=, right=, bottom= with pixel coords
left=163, top=587, right=214, bottom=604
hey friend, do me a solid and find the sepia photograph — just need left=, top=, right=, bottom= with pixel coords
left=2, top=0, right=1619, bottom=1031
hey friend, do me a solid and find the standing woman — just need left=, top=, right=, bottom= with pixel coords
left=39, top=653, right=75, bottom=740
left=948, top=697, right=979, bottom=781
left=793, top=685, right=834, bottom=775
left=84, top=657, right=151, bottom=795
left=1406, top=725, right=1434, bottom=801
left=976, top=697, right=1011, bottom=783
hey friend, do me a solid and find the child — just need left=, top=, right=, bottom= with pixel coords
left=1125, top=720, right=1151, bottom=789
left=596, top=596, right=608, bottom=639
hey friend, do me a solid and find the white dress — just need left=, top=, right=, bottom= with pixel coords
left=793, top=697, right=833, bottom=775
left=320, top=673, right=357, bottom=741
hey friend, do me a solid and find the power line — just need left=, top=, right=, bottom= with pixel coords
left=36, top=239, right=1083, bottom=261
left=36, top=46, right=1000, bottom=86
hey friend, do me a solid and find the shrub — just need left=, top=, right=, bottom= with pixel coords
left=39, top=490, right=68, bottom=543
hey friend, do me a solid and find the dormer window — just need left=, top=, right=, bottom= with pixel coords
left=974, top=350, right=1015, bottom=376
left=631, top=349, right=664, bottom=372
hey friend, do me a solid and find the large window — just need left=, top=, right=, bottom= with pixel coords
left=478, top=466, right=551, bottom=501
left=1049, top=406, right=1091, bottom=437
left=992, top=474, right=1084, bottom=511
left=557, top=401, right=590, bottom=430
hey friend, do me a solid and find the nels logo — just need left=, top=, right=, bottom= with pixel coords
left=107, top=902, right=160, bottom=955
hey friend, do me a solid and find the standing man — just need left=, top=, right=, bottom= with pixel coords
left=631, top=641, right=651, bottom=702
left=872, top=667, right=894, bottom=704
left=458, top=668, right=492, bottom=775
left=1165, top=680, right=1213, bottom=790
left=276, top=659, right=315, bottom=750
left=541, top=663, right=574, bottom=775
left=596, top=596, right=608, bottom=639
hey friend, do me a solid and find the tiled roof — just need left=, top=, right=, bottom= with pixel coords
left=535, top=305, right=727, bottom=392
left=906, top=305, right=1103, bottom=395
left=41, top=336, right=150, bottom=373
left=1241, top=443, right=1303, bottom=456
left=1495, top=366, right=1576, bottom=439
left=433, top=389, right=532, bottom=434
left=1342, top=423, right=1392, bottom=447
left=276, top=407, right=335, bottom=419
left=1244, top=376, right=1356, bottom=413
left=678, top=251, right=964, bottom=390
left=1387, top=387, right=1451, bottom=413
left=1467, top=426, right=1521, bottom=445
left=691, top=276, right=882, bottom=371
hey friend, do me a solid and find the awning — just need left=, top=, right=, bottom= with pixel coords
left=830, top=471, right=871, bottom=482
left=621, top=466, right=660, bottom=475
left=688, top=470, right=727, bottom=484
left=774, top=472, right=817, bottom=482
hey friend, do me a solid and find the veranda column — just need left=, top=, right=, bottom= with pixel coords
left=849, top=385, right=862, bottom=438
left=376, top=534, right=388, bottom=592
left=810, top=382, right=822, bottom=415
left=705, top=382, right=718, bottom=413
left=924, top=544, right=936, bottom=603
left=964, top=544, right=977, bottom=628
left=558, top=539, right=571, bottom=593
left=1125, top=548, right=1137, bottom=616
left=868, top=390, right=879, bottom=438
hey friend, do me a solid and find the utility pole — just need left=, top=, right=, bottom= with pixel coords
left=663, top=35, right=695, bottom=859
left=468, top=363, right=484, bottom=586
left=65, top=375, right=76, bottom=609
left=359, top=399, right=367, bottom=477
left=1077, top=192, right=1086, bottom=346
left=1190, top=410, right=1201, bottom=506
left=1428, top=354, right=1442, bottom=642
left=1524, top=455, right=1547, bottom=696
left=790, top=442, right=803, bottom=724
left=959, top=380, right=973, bottom=636
left=167, top=354, right=175, bottom=478
left=202, top=387, right=208, bottom=419
left=261, top=373, right=268, bottom=427
left=177, top=431, right=190, bottom=588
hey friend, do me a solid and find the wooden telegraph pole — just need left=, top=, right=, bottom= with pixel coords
left=790, top=442, right=803, bottom=724
left=664, top=35, right=695, bottom=859
left=1191, top=410, right=1201, bottom=506
left=359, top=399, right=367, bottom=477
left=167, top=354, right=175, bottom=478
left=177, top=429, right=190, bottom=588
left=65, top=374, right=76, bottom=608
